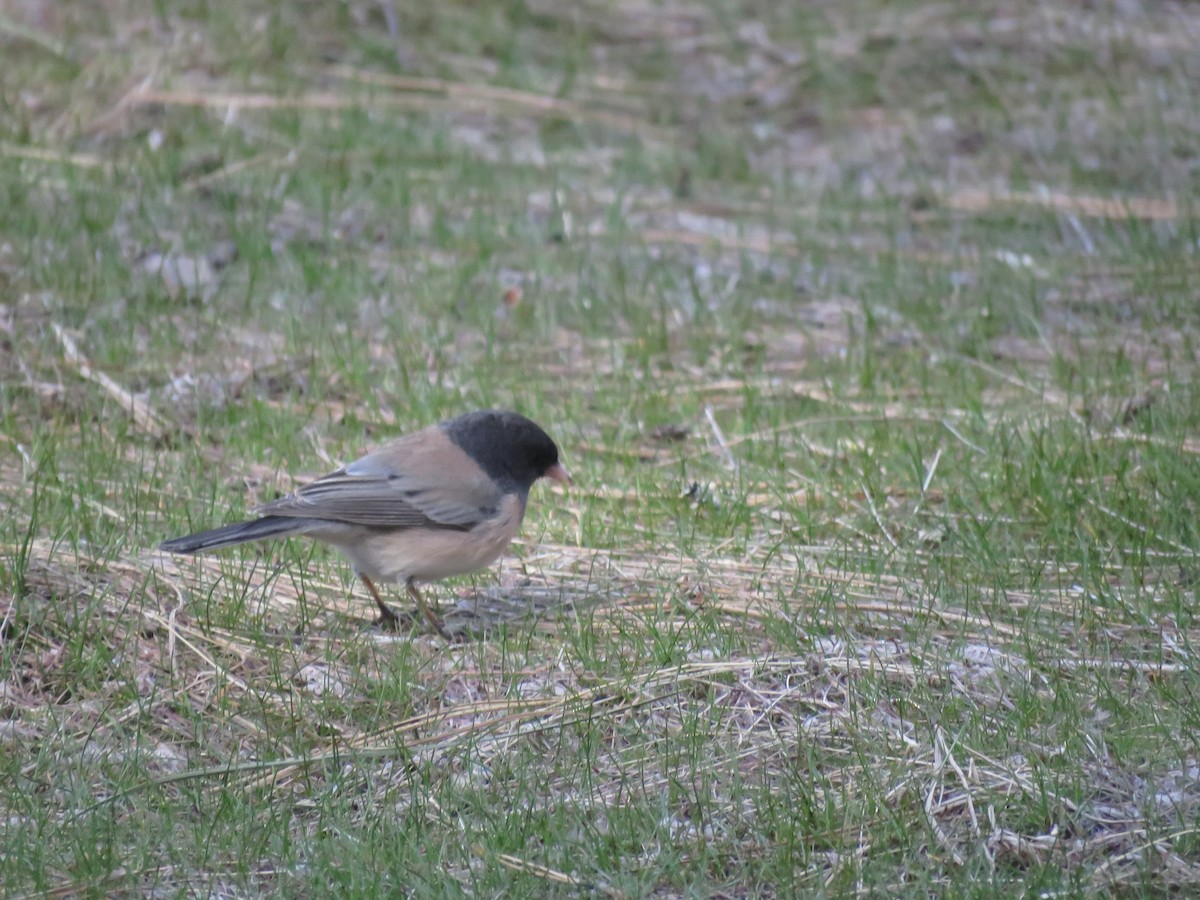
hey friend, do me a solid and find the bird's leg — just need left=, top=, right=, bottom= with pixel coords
left=360, top=574, right=402, bottom=631
left=406, top=579, right=452, bottom=640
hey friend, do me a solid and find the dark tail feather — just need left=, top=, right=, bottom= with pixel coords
left=159, top=516, right=307, bottom=554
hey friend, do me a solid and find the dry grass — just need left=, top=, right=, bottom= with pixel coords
left=2, top=0, right=1200, bottom=895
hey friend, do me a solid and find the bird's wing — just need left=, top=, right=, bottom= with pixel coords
left=253, top=427, right=505, bottom=530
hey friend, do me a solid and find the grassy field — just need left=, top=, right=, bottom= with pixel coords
left=2, top=0, right=1199, bottom=895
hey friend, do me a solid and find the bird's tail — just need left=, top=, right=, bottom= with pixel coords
left=159, top=515, right=308, bottom=554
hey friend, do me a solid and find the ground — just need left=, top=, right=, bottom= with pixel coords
left=2, top=1, right=1199, bottom=896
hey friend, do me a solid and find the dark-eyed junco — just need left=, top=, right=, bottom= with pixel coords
left=159, top=409, right=571, bottom=636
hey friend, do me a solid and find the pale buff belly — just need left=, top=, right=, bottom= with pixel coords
left=317, top=493, right=526, bottom=585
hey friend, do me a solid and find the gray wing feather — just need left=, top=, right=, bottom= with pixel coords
left=253, top=432, right=503, bottom=530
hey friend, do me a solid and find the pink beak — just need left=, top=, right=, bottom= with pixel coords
left=545, top=462, right=573, bottom=485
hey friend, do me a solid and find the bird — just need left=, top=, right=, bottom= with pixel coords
left=159, top=409, right=571, bottom=637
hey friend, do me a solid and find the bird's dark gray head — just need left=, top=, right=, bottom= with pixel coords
left=441, top=409, right=568, bottom=494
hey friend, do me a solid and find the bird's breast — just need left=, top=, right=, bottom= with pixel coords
left=338, top=492, right=527, bottom=584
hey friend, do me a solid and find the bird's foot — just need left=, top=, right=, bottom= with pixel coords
left=373, top=607, right=410, bottom=632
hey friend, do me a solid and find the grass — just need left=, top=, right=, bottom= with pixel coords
left=2, top=0, right=1199, bottom=895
